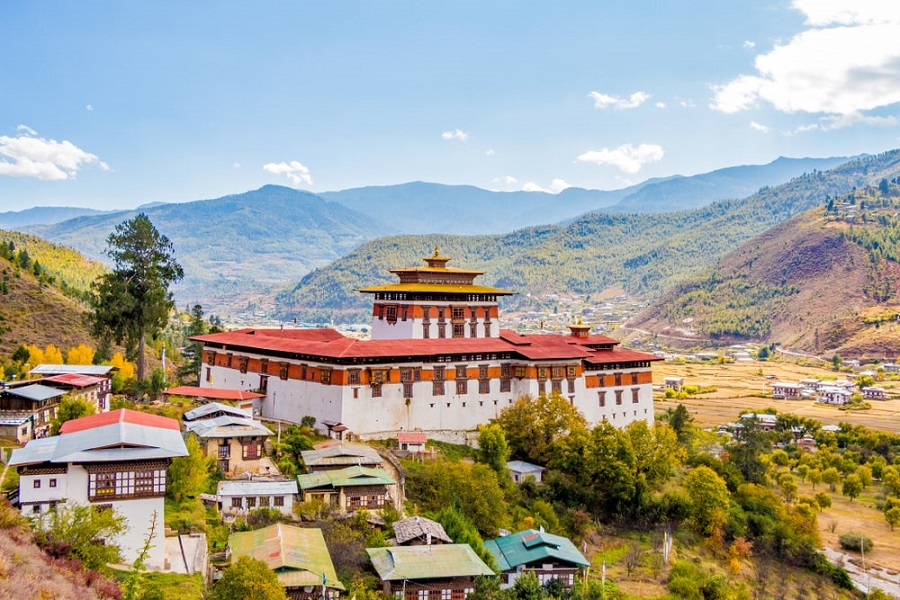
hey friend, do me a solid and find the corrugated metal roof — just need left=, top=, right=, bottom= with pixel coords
left=392, top=516, right=452, bottom=545
left=60, top=408, right=180, bottom=433
left=397, top=432, right=427, bottom=444
left=29, top=364, right=115, bottom=376
left=297, top=466, right=395, bottom=490
left=184, top=415, right=273, bottom=439
left=506, top=460, right=545, bottom=474
left=183, top=402, right=252, bottom=421
left=217, top=480, right=298, bottom=496
left=166, top=386, right=264, bottom=402
left=301, top=443, right=383, bottom=468
left=484, top=529, right=588, bottom=572
left=43, top=373, right=106, bottom=387
left=367, top=544, right=495, bottom=580
left=5, top=384, right=67, bottom=402
left=228, top=524, right=344, bottom=590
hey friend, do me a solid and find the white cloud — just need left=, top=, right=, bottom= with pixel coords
left=441, top=129, right=469, bottom=141
left=679, top=99, right=696, bottom=108
left=712, top=2, right=900, bottom=117
left=0, top=128, right=108, bottom=180
left=588, top=90, right=650, bottom=110
left=86, top=104, right=94, bottom=111
left=750, top=121, right=770, bottom=133
left=493, top=175, right=518, bottom=186
left=790, top=111, right=899, bottom=134
left=485, top=149, right=495, bottom=156
left=262, top=160, right=313, bottom=186
left=232, top=162, right=241, bottom=169
left=521, top=178, right=572, bottom=194
left=577, top=143, right=664, bottom=174
left=655, top=101, right=667, bottom=109
left=743, top=40, right=756, bottom=49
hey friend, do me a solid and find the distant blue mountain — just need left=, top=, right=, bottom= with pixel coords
left=0, top=206, right=111, bottom=229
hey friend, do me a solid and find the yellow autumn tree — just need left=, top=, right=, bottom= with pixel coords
left=66, top=344, right=95, bottom=365
left=43, top=344, right=64, bottom=365
left=24, top=344, right=44, bottom=366
left=109, top=352, right=136, bottom=381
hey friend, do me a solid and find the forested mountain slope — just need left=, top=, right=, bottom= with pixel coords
left=629, top=181, right=900, bottom=356
left=277, top=150, right=900, bottom=324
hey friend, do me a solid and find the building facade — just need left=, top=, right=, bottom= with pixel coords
left=194, top=251, right=661, bottom=438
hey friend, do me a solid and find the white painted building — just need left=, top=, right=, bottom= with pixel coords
left=9, top=409, right=188, bottom=569
left=216, top=479, right=297, bottom=517
left=192, top=251, right=661, bottom=438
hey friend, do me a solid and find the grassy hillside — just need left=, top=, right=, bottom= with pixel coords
left=630, top=180, right=900, bottom=355
left=276, top=150, right=900, bottom=324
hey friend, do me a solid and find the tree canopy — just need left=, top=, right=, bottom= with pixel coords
left=88, top=214, right=183, bottom=381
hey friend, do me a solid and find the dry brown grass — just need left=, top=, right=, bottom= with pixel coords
left=653, top=359, right=900, bottom=434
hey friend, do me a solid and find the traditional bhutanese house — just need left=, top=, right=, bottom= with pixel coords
left=41, top=373, right=112, bottom=412
left=863, top=386, right=886, bottom=400
left=664, top=377, right=684, bottom=391
left=183, top=415, right=275, bottom=475
left=367, top=544, right=495, bottom=599
left=0, top=383, right=67, bottom=440
left=297, top=465, right=399, bottom=514
left=484, top=529, right=589, bottom=589
left=392, top=515, right=452, bottom=546
left=9, top=409, right=188, bottom=569
left=165, top=386, right=264, bottom=416
left=397, top=431, right=427, bottom=453
left=29, top=364, right=114, bottom=407
left=217, top=479, right=298, bottom=517
left=192, top=250, right=661, bottom=438
left=739, top=413, right=778, bottom=432
left=796, top=434, right=817, bottom=451
left=506, top=460, right=546, bottom=484
left=182, top=401, right=253, bottom=421
left=227, top=523, right=344, bottom=600
left=301, top=442, right=384, bottom=472
left=771, top=382, right=803, bottom=399
left=818, top=387, right=852, bottom=405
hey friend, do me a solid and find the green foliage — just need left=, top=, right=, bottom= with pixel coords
left=683, top=465, right=731, bottom=537
left=838, top=532, right=873, bottom=553
left=208, top=555, right=288, bottom=600
left=275, top=424, right=315, bottom=476
left=49, top=395, right=96, bottom=435
left=467, top=576, right=505, bottom=600
left=510, top=570, right=544, bottom=600
left=477, top=423, right=511, bottom=483
left=88, top=213, right=183, bottom=380
left=435, top=506, right=497, bottom=572
left=492, top=392, right=586, bottom=465
left=33, top=503, right=126, bottom=572
left=167, top=435, right=213, bottom=504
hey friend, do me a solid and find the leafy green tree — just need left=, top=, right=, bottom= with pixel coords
left=467, top=576, right=505, bottom=600
left=668, top=403, right=694, bottom=444
left=510, top=570, right=544, bottom=600
left=477, top=423, right=510, bottom=483
left=89, top=214, right=183, bottom=381
left=275, top=425, right=314, bottom=476
left=492, top=392, right=586, bottom=465
left=886, top=507, right=900, bottom=531
left=727, top=422, right=771, bottom=485
left=208, top=555, right=288, bottom=600
left=178, top=304, right=207, bottom=383
left=683, top=465, right=731, bottom=538
left=11, top=345, right=29, bottom=365
left=33, top=503, right=126, bottom=572
left=842, top=474, right=863, bottom=501
left=167, top=435, right=213, bottom=503
left=822, top=467, right=841, bottom=492
left=49, top=395, right=96, bottom=435
left=435, top=506, right=497, bottom=571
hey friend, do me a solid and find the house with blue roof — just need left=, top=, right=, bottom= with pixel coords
left=484, top=529, right=589, bottom=589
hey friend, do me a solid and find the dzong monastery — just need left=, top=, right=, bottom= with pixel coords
left=194, top=250, right=661, bottom=438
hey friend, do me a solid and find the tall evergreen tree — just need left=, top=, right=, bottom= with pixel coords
left=88, top=214, right=183, bottom=381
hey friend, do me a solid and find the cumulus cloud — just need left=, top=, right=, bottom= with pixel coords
left=750, top=121, right=771, bottom=133
left=441, top=129, right=469, bottom=141
left=263, top=160, right=313, bottom=186
left=485, top=149, right=495, bottom=156
left=588, top=90, right=650, bottom=109
left=493, top=175, right=518, bottom=186
left=577, top=143, right=664, bottom=174
left=743, top=40, right=756, bottom=49
left=0, top=127, right=109, bottom=180
left=712, top=2, right=900, bottom=117
left=86, top=104, right=94, bottom=111
left=521, top=178, right=572, bottom=194
left=655, top=101, right=667, bottom=109
left=790, top=111, right=899, bottom=134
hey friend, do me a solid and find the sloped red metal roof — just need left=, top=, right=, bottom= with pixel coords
left=43, top=373, right=106, bottom=387
left=164, top=386, right=264, bottom=400
left=59, top=408, right=181, bottom=434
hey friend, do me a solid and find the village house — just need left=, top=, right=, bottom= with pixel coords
left=862, top=386, right=887, bottom=400
left=818, top=386, right=852, bottom=405
left=397, top=431, right=427, bottom=453
left=484, top=529, right=589, bottom=589
left=184, top=413, right=275, bottom=476
left=391, top=515, right=452, bottom=546
left=192, top=250, right=661, bottom=439
left=800, top=378, right=821, bottom=391
left=296, top=465, right=399, bottom=514
left=300, top=441, right=384, bottom=472
left=183, top=400, right=253, bottom=421
left=9, top=409, right=188, bottom=569
left=165, top=386, right=264, bottom=415
left=664, top=377, right=684, bottom=391
left=507, top=460, right=546, bottom=484
left=367, top=544, right=495, bottom=600
left=771, top=382, right=803, bottom=400
left=0, top=383, right=66, bottom=441
left=217, top=479, right=298, bottom=517
left=227, top=523, right=344, bottom=600
left=739, top=413, right=778, bottom=432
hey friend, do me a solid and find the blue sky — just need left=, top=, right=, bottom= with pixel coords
left=2, top=1, right=900, bottom=211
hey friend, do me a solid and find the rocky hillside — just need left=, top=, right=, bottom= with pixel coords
left=628, top=182, right=900, bottom=356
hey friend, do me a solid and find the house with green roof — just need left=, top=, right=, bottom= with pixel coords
left=367, top=544, right=495, bottom=599
left=483, top=529, right=589, bottom=589
left=297, top=465, right=400, bottom=514
left=227, top=523, right=344, bottom=599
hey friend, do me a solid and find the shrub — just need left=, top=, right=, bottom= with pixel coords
left=838, top=532, right=873, bottom=553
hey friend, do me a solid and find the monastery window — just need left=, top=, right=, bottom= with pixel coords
left=567, top=366, right=578, bottom=378
left=552, top=366, right=565, bottom=379
left=614, top=373, right=622, bottom=386
left=630, top=372, right=639, bottom=385
left=372, top=384, right=383, bottom=398
left=514, top=366, right=526, bottom=378
left=205, top=367, right=212, bottom=383
left=320, top=368, right=332, bottom=386
left=260, top=358, right=268, bottom=374
left=301, top=364, right=308, bottom=380
left=259, top=375, right=268, bottom=393
left=437, top=308, right=445, bottom=322
left=538, top=367, right=548, bottom=380
left=401, top=306, right=409, bottom=321
left=274, top=496, right=284, bottom=507
left=400, top=368, right=414, bottom=383
left=551, top=380, right=562, bottom=394
left=456, top=380, right=468, bottom=395
left=423, top=323, right=430, bottom=338
left=455, top=366, right=468, bottom=380
left=479, top=379, right=490, bottom=394
left=470, top=323, right=478, bottom=338
left=632, top=388, right=640, bottom=403
left=433, top=380, right=445, bottom=394
left=422, top=306, right=431, bottom=322
left=484, top=323, right=492, bottom=337
left=226, top=354, right=233, bottom=368
left=205, top=351, right=216, bottom=365
left=49, top=479, right=56, bottom=488
left=615, top=390, right=623, bottom=405
left=353, top=388, right=359, bottom=399
left=370, top=368, right=389, bottom=384
left=238, top=357, right=248, bottom=374
left=501, top=378, right=511, bottom=393
left=348, top=369, right=360, bottom=385
left=438, top=324, right=446, bottom=338
left=567, top=378, right=576, bottom=394
left=452, top=323, right=465, bottom=338
left=500, top=363, right=511, bottom=378
left=599, top=391, right=606, bottom=407
left=452, top=307, right=465, bottom=320
left=279, top=363, right=289, bottom=380
left=385, top=305, right=398, bottom=324
left=434, top=366, right=445, bottom=381
left=478, top=365, right=489, bottom=379
left=403, top=383, right=414, bottom=398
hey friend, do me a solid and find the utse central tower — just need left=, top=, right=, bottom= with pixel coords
left=194, top=250, right=661, bottom=438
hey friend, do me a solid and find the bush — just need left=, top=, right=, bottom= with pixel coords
left=838, top=532, right=873, bottom=553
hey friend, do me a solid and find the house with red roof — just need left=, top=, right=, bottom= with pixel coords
left=9, top=408, right=188, bottom=569
left=192, top=250, right=661, bottom=438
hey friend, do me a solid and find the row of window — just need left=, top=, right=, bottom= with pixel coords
left=88, top=469, right=166, bottom=500
left=598, top=388, right=642, bottom=406
left=229, top=495, right=286, bottom=508
left=394, top=587, right=474, bottom=600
